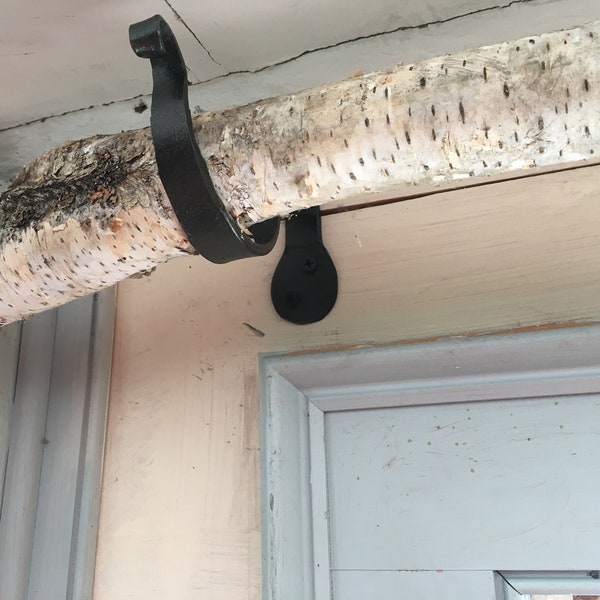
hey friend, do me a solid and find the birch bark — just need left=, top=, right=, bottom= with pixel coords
left=1, top=21, right=599, bottom=324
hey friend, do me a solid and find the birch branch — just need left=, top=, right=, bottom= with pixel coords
left=2, top=21, right=600, bottom=324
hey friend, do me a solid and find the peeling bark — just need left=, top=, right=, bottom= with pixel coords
left=0, top=131, right=193, bottom=325
left=2, top=21, right=600, bottom=324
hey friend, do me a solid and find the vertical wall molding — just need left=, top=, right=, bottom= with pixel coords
left=0, top=288, right=115, bottom=600
left=0, top=320, right=22, bottom=506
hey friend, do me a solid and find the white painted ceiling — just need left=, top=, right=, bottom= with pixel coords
left=1, top=0, right=600, bottom=185
left=1, top=0, right=598, bottom=129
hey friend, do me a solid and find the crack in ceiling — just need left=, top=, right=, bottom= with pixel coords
left=162, top=0, right=222, bottom=67
left=1, top=0, right=536, bottom=132
left=194, top=0, right=535, bottom=84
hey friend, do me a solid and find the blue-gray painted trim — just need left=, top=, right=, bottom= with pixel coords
left=0, top=289, right=115, bottom=600
left=0, top=320, right=22, bottom=508
left=502, top=571, right=600, bottom=595
left=260, top=363, right=315, bottom=600
left=260, top=326, right=600, bottom=600
left=0, top=309, right=57, bottom=600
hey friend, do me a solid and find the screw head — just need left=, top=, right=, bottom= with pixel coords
left=285, top=292, right=301, bottom=308
left=303, top=258, right=318, bottom=273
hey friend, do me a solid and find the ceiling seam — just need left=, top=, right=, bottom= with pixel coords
left=195, top=0, right=537, bottom=83
left=0, top=0, right=538, bottom=132
left=0, top=95, right=147, bottom=134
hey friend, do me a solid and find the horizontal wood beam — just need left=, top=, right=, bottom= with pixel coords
left=1, top=20, right=600, bottom=324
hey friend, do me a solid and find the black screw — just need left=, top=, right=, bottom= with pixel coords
left=590, top=570, right=599, bottom=579
left=304, top=258, right=318, bottom=273
left=285, top=292, right=301, bottom=308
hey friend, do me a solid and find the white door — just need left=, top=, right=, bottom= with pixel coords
left=260, top=328, right=600, bottom=600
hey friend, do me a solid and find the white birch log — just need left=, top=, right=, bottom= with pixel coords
left=2, top=21, right=600, bottom=325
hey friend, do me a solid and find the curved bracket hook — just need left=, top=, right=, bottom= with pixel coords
left=129, top=15, right=279, bottom=263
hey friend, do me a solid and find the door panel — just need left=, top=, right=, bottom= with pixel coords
left=326, top=395, right=600, bottom=571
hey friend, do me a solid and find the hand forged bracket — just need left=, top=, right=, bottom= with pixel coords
left=129, top=15, right=279, bottom=263
left=271, top=207, right=338, bottom=325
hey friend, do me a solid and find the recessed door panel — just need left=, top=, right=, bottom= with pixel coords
left=326, top=395, right=600, bottom=571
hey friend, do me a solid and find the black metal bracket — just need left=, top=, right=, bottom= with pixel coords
left=271, top=207, right=338, bottom=324
left=129, top=15, right=279, bottom=263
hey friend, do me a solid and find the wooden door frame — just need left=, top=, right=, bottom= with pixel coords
left=259, top=326, right=600, bottom=600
